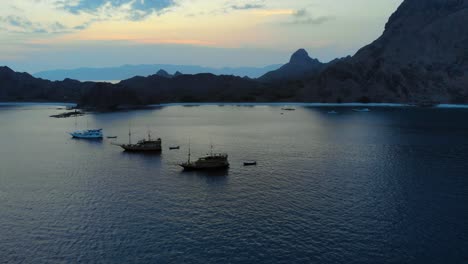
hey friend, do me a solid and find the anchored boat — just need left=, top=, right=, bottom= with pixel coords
left=68, top=114, right=103, bottom=139
left=113, top=129, right=161, bottom=152
left=352, top=108, right=371, bottom=112
left=180, top=143, right=229, bottom=170
left=243, top=161, right=257, bottom=166
left=69, top=129, right=103, bottom=139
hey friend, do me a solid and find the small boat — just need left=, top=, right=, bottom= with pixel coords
left=169, top=146, right=180, bottom=150
left=243, top=161, right=257, bottom=166
left=180, top=143, right=229, bottom=170
left=352, top=108, right=371, bottom=112
left=328, top=110, right=338, bottom=114
left=69, top=129, right=103, bottom=139
left=107, top=136, right=118, bottom=139
left=417, top=101, right=438, bottom=108
left=281, top=107, right=296, bottom=111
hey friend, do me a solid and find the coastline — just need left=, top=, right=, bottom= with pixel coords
left=151, top=102, right=415, bottom=107
left=2, top=101, right=468, bottom=109
left=0, top=102, right=77, bottom=107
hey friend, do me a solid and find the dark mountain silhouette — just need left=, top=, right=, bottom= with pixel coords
left=155, top=69, right=172, bottom=78
left=258, top=49, right=326, bottom=82
left=34, top=64, right=283, bottom=81
left=0, top=67, right=139, bottom=107
left=2, top=0, right=468, bottom=108
left=79, top=74, right=266, bottom=109
left=303, top=0, right=468, bottom=104
left=0, top=66, right=94, bottom=102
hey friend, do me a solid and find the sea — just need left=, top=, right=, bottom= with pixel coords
left=0, top=103, right=467, bottom=263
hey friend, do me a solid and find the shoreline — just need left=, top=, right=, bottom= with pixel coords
left=0, top=102, right=77, bottom=107
left=148, top=102, right=414, bottom=107
left=2, top=101, right=468, bottom=109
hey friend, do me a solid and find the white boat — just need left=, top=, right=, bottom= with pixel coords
left=352, top=108, right=371, bottom=112
left=69, top=129, right=103, bottom=139
left=328, top=110, right=338, bottom=114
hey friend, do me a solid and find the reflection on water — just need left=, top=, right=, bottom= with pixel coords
left=0, top=104, right=467, bottom=264
left=181, top=169, right=230, bottom=178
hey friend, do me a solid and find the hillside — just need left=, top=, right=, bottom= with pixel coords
left=302, top=0, right=468, bottom=104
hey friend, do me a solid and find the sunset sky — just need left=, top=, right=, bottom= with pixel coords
left=0, top=0, right=403, bottom=72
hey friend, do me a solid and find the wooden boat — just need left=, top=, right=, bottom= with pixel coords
left=243, top=161, right=257, bottom=166
left=180, top=143, right=229, bottom=170
left=113, top=129, right=161, bottom=152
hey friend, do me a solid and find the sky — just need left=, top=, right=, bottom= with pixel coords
left=0, top=0, right=403, bottom=73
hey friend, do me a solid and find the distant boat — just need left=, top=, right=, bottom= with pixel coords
left=169, top=146, right=180, bottom=150
left=352, top=108, right=371, bottom=112
left=416, top=101, right=438, bottom=108
left=243, top=161, right=257, bottom=166
left=281, top=107, right=296, bottom=111
left=113, top=129, right=162, bottom=152
left=107, top=136, right=118, bottom=139
left=328, top=110, right=338, bottom=114
left=179, top=142, right=229, bottom=170
left=69, top=129, right=103, bottom=139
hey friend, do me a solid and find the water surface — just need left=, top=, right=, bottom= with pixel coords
left=0, top=104, right=467, bottom=263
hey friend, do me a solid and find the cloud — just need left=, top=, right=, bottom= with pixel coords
left=252, top=9, right=294, bottom=16
left=293, top=8, right=308, bottom=18
left=285, top=8, right=332, bottom=25
left=289, top=16, right=332, bottom=25
left=231, top=4, right=265, bottom=10
left=2, top=16, right=32, bottom=28
left=58, top=0, right=176, bottom=20
left=0, top=15, right=69, bottom=34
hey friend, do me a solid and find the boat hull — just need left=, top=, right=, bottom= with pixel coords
left=179, top=163, right=229, bottom=171
left=69, top=133, right=103, bottom=139
left=120, top=146, right=162, bottom=152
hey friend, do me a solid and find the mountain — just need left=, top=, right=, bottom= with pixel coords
left=33, top=64, right=283, bottom=81
left=0, top=66, right=94, bottom=102
left=155, top=69, right=172, bottom=78
left=3, top=0, right=468, bottom=108
left=303, top=0, right=468, bottom=104
left=79, top=74, right=265, bottom=108
left=2, top=65, right=305, bottom=109
left=258, top=49, right=326, bottom=82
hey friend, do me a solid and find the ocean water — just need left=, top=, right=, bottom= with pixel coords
left=0, top=104, right=467, bottom=263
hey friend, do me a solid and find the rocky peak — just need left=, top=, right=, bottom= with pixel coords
left=289, top=49, right=319, bottom=65
left=156, top=69, right=172, bottom=78
left=0, top=66, right=15, bottom=76
left=385, top=0, right=468, bottom=31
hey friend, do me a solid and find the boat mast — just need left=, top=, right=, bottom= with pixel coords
left=74, top=111, right=77, bottom=130
left=128, top=123, right=132, bottom=145
left=210, top=138, right=213, bottom=156
left=188, top=138, right=191, bottom=163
